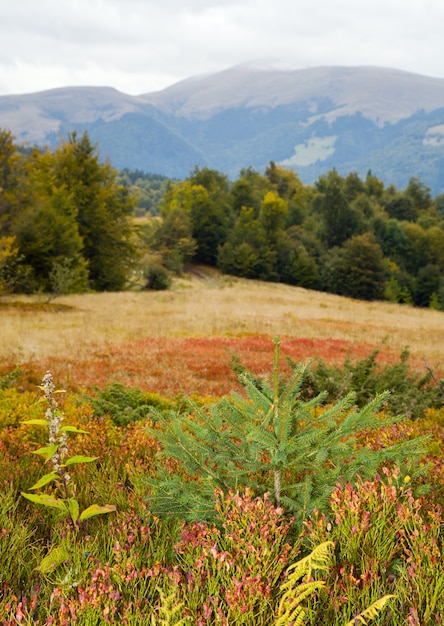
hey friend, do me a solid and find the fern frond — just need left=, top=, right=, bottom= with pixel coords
left=152, top=586, right=192, bottom=625
left=276, top=542, right=333, bottom=626
left=283, top=540, right=334, bottom=583
left=276, top=583, right=321, bottom=626
left=344, top=594, right=395, bottom=625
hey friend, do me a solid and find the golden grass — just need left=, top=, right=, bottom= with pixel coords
left=1, top=268, right=443, bottom=371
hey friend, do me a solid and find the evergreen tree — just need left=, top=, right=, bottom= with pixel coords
left=405, top=176, right=432, bottom=213
left=275, top=231, right=319, bottom=288
left=8, top=146, right=88, bottom=293
left=384, top=264, right=415, bottom=305
left=384, top=193, right=418, bottom=222
left=52, top=131, right=136, bottom=291
left=414, top=264, right=442, bottom=308
left=365, top=170, right=385, bottom=199
left=375, top=218, right=409, bottom=267
left=344, top=171, right=366, bottom=201
left=0, top=129, right=28, bottom=234
left=401, top=222, right=430, bottom=275
left=142, top=338, right=427, bottom=524
left=314, top=170, right=363, bottom=248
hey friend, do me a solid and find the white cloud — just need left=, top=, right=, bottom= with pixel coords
left=1, top=0, right=444, bottom=95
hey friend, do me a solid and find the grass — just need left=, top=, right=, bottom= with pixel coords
left=1, top=268, right=442, bottom=358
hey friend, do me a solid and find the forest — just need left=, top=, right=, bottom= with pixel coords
left=1, top=128, right=444, bottom=307
left=147, top=162, right=444, bottom=307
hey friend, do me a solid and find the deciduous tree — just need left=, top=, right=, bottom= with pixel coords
left=323, top=232, right=386, bottom=301
left=187, top=167, right=232, bottom=264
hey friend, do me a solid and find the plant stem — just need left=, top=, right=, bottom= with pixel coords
left=273, top=337, right=281, bottom=506
left=274, top=469, right=281, bottom=507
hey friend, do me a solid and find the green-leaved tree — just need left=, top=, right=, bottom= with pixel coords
left=51, top=131, right=137, bottom=291
left=12, top=151, right=89, bottom=293
left=323, top=232, right=387, bottom=301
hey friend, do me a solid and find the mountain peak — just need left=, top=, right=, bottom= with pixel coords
left=1, top=64, right=444, bottom=192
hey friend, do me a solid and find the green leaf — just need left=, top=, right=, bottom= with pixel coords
left=36, top=545, right=70, bottom=574
left=60, top=425, right=89, bottom=434
left=344, top=595, right=395, bottom=626
left=21, top=418, right=49, bottom=426
left=79, top=504, right=116, bottom=521
left=64, top=455, right=98, bottom=466
left=32, top=444, right=58, bottom=462
left=29, top=472, right=59, bottom=490
left=21, top=492, right=68, bottom=512
left=68, top=498, right=80, bottom=524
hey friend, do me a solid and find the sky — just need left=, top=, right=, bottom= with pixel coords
left=1, top=0, right=444, bottom=96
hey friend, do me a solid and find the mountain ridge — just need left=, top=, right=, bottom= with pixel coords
left=1, top=64, right=444, bottom=193
left=140, top=64, right=444, bottom=123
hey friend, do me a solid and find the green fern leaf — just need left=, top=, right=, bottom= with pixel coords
left=277, top=542, right=334, bottom=625
left=344, top=595, right=395, bottom=625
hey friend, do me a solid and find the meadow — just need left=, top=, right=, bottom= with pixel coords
left=1, top=268, right=443, bottom=392
left=0, top=271, right=443, bottom=624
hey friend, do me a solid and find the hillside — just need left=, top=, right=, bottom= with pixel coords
left=2, top=64, right=444, bottom=192
left=1, top=269, right=442, bottom=385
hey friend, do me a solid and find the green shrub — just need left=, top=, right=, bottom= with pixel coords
left=143, top=264, right=172, bottom=290
left=88, top=382, right=174, bottom=426
left=285, top=347, right=443, bottom=419
left=0, top=388, right=43, bottom=429
left=0, top=366, right=23, bottom=390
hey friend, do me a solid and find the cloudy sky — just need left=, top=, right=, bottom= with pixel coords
left=1, top=0, right=444, bottom=96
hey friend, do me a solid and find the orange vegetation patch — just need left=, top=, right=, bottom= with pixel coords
left=24, top=334, right=404, bottom=398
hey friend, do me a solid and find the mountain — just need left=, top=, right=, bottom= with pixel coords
left=2, top=64, right=444, bottom=193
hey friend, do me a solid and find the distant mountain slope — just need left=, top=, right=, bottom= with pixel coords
left=2, top=64, right=444, bottom=192
left=141, top=64, right=444, bottom=124
left=0, top=86, right=143, bottom=143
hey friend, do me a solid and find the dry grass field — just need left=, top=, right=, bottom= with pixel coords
left=1, top=267, right=442, bottom=394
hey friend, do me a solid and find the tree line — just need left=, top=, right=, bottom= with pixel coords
left=149, top=162, right=444, bottom=307
left=1, top=127, right=444, bottom=307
